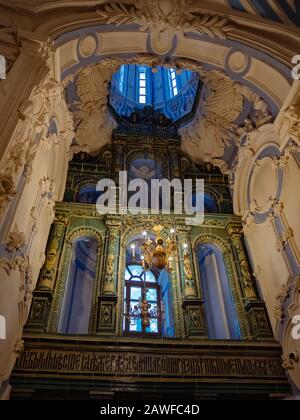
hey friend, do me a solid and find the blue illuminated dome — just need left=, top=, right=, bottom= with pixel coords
left=109, top=64, right=200, bottom=124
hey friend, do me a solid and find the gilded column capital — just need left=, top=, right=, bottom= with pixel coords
left=226, top=221, right=243, bottom=237
left=54, top=212, right=70, bottom=227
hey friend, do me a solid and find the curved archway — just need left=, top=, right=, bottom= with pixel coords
left=58, top=236, right=98, bottom=335
left=196, top=242, right=241, bottom=340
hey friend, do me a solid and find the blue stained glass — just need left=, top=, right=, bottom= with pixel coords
left=146, top=319, right=158, bottom=333
left=130, top=301, right=142, bottom=314
left=146, top=288, right=157, bottom=302
left=119, top=65, right=125, bottom=93
left=145, top=271, right=156, bottom=283
left=128, top=265, right=144, bottom=277
left=125, top=269, right=131, bottom=280
left=110, top=64, right=199, bottom=123
left=130, top=318, right=142, bottom=332
left=148, top=303, right=158, bottom=314
left=130, top=287, right=142, bottom=300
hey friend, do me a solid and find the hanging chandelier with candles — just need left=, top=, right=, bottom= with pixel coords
left=140, top=225, right=177, bottom=272
left=126, top=225, right=177, bottom=332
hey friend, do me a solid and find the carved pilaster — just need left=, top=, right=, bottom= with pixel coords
left=36, top=214, right=69, bottom=291
left=26, top=212, right=69, bottom=331
left=102, top=220, right=121, bottom=295
left=226, top=222, right=257, bottom=300
left=226, top=222, right=273, bottom=339
left=97, top=219, right=121, bottom=334
left=177, top=227, right=197, bottom=299
left=177, top=227, right=206, bottom=337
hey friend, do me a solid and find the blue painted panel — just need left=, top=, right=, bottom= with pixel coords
left=248, top=0, right=282, bottom=22
left=277, top=0, right=300, bottom=26
left=227, top=0, right=246, bottom=12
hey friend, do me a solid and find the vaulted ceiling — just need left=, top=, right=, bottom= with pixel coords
left=0, top=0, right=299, bottom=172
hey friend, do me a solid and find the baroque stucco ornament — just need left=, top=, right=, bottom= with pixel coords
left=96, top=0, right=231, bottom=54
left=72, top=55, right=161, bottom=153
left=176, top=59, right=272, bottom=173
left=72, top=55, right=271, bottom=172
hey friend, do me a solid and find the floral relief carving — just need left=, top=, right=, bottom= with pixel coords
left=275, top=284, right=291, bottom=322
left=0, top=258, right=13, bottom=276
left=72, top=55, right=161, bottom=154
left=276, top=227, right=294, bottom=253
left=96, top=0, right=232, bottom=52
left=283, top=103, right=300, bottom=139
left=175, top=60, right=270, bottom=173
left=0, top=175, right=16, bottom=221
left=5, top=226, right=26, bottom=253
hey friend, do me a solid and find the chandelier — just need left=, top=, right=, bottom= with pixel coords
left=140, top=225, right=177, bottom=272
left=127, top=225, right=177, bottom=331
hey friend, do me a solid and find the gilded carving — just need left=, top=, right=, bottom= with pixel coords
left=38, top=224, right=64, bottom=290
left=103, top=254, right=115, bottom=294
left=227, top=224, right=257, bottom=299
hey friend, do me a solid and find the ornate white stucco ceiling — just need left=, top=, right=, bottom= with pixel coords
left=0, top=0, right=298, bottom=172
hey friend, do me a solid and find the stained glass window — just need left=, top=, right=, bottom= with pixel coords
left=118, top=65, right=125, bottom=93
left=139, top=67, right=147, bottom=104
left=169, top=68, right=178, bottom=97
left=110, top=64, right=200, bottom=123
left=123, top=264, right=161, bottom=337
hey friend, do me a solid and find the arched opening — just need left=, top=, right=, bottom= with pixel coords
left=58, top=237, right=98, bottom=335
left=197, top=243, right=241, bottom=340
left=123, top=234, right=174, bottom=338
left=110, top=64, right=200, bottom=123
